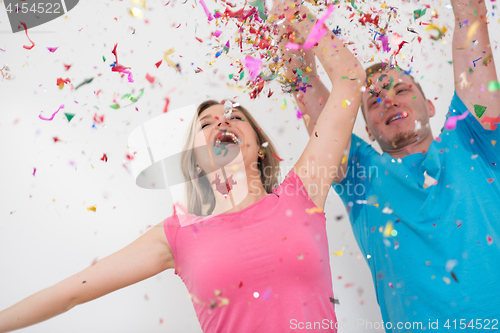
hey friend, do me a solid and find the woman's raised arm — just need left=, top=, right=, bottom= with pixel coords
left=0, top=221, right=174, bottom=333
left=280, top=4, right=365, bottom=209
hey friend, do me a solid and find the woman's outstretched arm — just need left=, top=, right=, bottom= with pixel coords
left=0, top=221, right=174, bottom=333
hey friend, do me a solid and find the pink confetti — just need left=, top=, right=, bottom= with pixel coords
left=47, top=47, right=58, bottom=53
left=199, top=0, right=214, bottom=21
left=33, top=168, right=36, bottom=176
left=39, top=105, right=65, bottom=121
left=244, top=55, right=262, bottom=80
left=379, top=34, right=390, bottom=53
left=481, top=116, right=500, bottom=131
left=284, top=6, right=334, bottom=51
left=296, top=109, right=304, bottom=119
left=444, top=110, right=469, bottom=130
left=214, top=30, right=223, bottom=37
left=487, top=235, right=494, bottom=245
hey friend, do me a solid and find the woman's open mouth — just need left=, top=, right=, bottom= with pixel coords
left=213, top=130, right=241, bottom=147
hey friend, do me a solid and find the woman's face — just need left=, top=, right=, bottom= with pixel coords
left=193, top=104, right=260, bottom=174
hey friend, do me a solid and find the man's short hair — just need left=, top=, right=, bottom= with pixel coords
left=361, top=62, right=427, bottom=122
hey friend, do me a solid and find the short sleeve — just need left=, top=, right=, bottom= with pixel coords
left=274, top=170, right=325, bottom=216
left=331, top=133, right=380, bottom=230
left=443, top=91, right=500, bottom=161
left=163, top=216, right=181, bottom=262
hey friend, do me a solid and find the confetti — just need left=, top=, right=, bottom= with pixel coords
left=211, top=174, right=237, bottom=198
left=244, top=55, right=262, bottom=80
left=87, top=205, right=97, bottom=212
left=47, top=47, right=58, bottom=53
left=272, top=152, right=284, bottom=161
left=286, top=6, right=335, bottom=51
left=305, top=207, right=323, bottom=214
left=382, top=221, right=393, bottom=237
left=487, top=235, right=494, bottom=245
left=39, top=105, right=64, bottom=121
left=481, top=116, right=500, bottom=131
left=199, top=0, right=214, bottom=21
left=473, top=105, right=487, bottom=118
left=445, top=110, right=469, bottom=130
left=423, top=170, right=438, bottom=189
left=64, top=113, right=75, bottom=122
left=332, top=248, right=344, bottom=256
left=20, top=22, right=35, bottom=50
left=460, top=21, right=480, bottom=49
left=425, top=23, right=447, bottom=41
left=488, top=81, right=500, bottom=92
left=110, top=44, right=134, bottom=82
left=75, top=77, right=94, bottom=90
left=163, top=48, right=177, bottom=71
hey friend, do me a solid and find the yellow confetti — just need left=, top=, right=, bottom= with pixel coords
left=305, top=67, right=312, bottom=72
left=341, top=156, right=347, bottom=165
left=459, top=72, right=472, bottom=89
left=492, top=140, right=497, bottom=147
left=332, top=248, right=344, bottom=256
left=87, top=205, right=97, bottom=212
left=129, top=8, right=143, bottom=17
left=383, top=221, right=393, bottom=237
left=302, top=114, right=310, bottom=128
left=461, top=21, right=480, bottom=49
left=342, top=99, right=350, bottom=109
left=425, top=23, right=447, bottom=40
left=281, top=99, right=287, bottom=109
left=163, top=48, right=177, bottom=71
left=305, top=207, right=323, bottom=214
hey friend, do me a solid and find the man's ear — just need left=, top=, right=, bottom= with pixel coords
left=426, top=99, right=436, bottom=118
left=365, top=125, right=376, bottom=141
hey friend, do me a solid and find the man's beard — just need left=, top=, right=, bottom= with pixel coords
left=391, top=131, right=419, bottom=148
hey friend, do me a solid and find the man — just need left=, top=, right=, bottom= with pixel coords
left=283, top=0, right=499, bottom=331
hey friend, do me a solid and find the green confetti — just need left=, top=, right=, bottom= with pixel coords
left=102, top=56, right=106, bottom=62
left=413, top=8, right=427, bottom=20
left=303, top=76, right=309, bottom=84
left=239, top=71, right=244, bottom=80
left=413, top=96, right=417, bottom=99
left=488, top=81, right=500, bottom=92
left=341, top=76, right=349, bottom=79
left=75, top=77, right=94, bottom=90
left=64, top=113, right=75, bottom=122
left=474, top=104, right=487, bottom=118
left=249, top=0, right=267, bottom=21
left=109, top=104, right=120, bottom=109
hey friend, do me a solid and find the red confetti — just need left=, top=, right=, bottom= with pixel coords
left=272, top=152, right=284, bottom=161
left=53, top=137, right=62, bottom=143
left=487, top=178, right=494, bottom=183
left=126, top=153, right=136, bottom=161
left=101, top=154, right=108, bottom=162
left=195, top=37, right=204, bottom=43
left=155, top=60, right=162, bottom=68
left=487, top=235, right=494, bottom=245
left=145, top=73, right=156, bottom=83
left=47, top=47, right=58, bottom=53
left=163, top=97, right=170, bottom=113
left=20, top=22, right=35, bottom=50
left=64, top=64, right=72, bottom=71
left=93, top=114, right=105, bottom=124
left=481, top=116, right=500, bottom=131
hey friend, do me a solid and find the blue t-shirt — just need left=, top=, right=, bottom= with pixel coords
left=334, top=92, right=500, bottom=332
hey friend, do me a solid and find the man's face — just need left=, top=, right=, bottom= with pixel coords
left=362, top=69, right=435, bottom=150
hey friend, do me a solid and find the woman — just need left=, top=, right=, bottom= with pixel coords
left=0, top=3, right=365, bottom=332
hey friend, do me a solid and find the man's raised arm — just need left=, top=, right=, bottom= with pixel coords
left=452, top=0, right=499, bottom=128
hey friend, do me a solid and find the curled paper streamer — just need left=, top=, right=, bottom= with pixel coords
left=244, top=55, right=262, bottom=80
left=199, top=0, right=214, bottom=21
left=444, top=110, right=469, bottom=130
left=39, top=105, right=65, bottom=121
left=285, top=5, right=335, bottom=50
left=20, top=22, right=35, bottom=50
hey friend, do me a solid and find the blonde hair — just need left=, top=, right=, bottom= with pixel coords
left=180, top=100, right=281, bottom=216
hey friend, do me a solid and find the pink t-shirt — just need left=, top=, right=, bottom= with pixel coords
left=163, top=171, right=337, bottom=332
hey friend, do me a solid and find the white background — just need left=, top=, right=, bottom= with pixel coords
left=0, top=0, right=499, bottom=332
